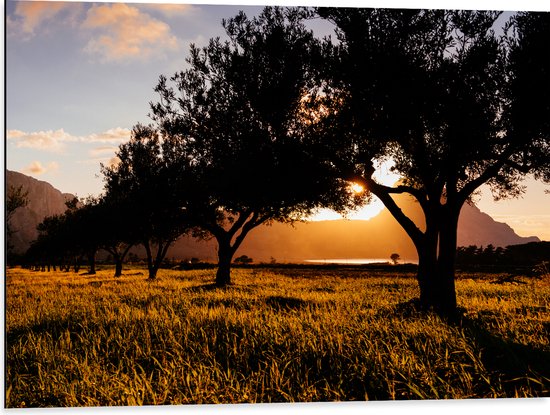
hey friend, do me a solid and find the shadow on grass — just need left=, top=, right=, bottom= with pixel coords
left=184, top=282, right=256, bottom=294
left=389, top=298, right=550, bottom=397
left=264, top=295, right=313, bottom=311
left=458, top=315, right=550, bottom=396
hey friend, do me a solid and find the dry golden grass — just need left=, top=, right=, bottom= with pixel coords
left=5, top=266, right=550, bottom=407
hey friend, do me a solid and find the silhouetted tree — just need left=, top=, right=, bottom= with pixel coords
left=234, top=255, right=253, bottom=265
left=93, top=194, right=135, bottom=277
left=149, top=7, right=358, bottom=286
left=102, top=127, right=192, bottom=280
left=30, top=212, right=76, bottom=271
left=6, top=184, right=28, bottom=261
left=315, top=8, right=550, bottom=315
left=6, top=185, right=28, bottom=221
left=390, top=253, right=400, bottom=265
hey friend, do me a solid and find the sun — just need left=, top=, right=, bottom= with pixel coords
left=308, top=160, right=402, bottom=222
left=350, top=182, right=365, bottom=194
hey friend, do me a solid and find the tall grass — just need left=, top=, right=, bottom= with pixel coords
left=5, top=266, right=549, bottom=407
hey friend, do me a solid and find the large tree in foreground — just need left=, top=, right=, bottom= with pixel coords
left=149, top=7, right=357, bottom=286
left=315, top=9, right=550, bottom=315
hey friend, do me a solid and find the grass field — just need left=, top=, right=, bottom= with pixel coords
left=5, top=265, right=550, bottom=407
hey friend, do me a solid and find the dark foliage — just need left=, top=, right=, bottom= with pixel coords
left=314, top=8, right=550, bottom=315
left=146, top=7, right=361, bottom=286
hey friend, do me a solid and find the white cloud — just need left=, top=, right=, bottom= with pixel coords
left=82, top=3, right=180, bottom=63
left=7, top=129, right=76, bottom=153
left=7, top=128, right=131, bottom=153
left=85, top=128, right=132, bottom=143
left=23, top=161, right=59, bottom=176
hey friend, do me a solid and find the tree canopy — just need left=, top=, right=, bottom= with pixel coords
left=102, top=126, right=193, bottom=279
left=145, top=7, right=361, bottom=285
left=314, top=8, right=550, bottom=315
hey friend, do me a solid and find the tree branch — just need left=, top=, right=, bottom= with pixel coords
left=362, top=175, right=426, bottom=247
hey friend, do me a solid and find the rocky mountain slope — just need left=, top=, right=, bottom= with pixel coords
left=6, top=170, right=76, bottom=254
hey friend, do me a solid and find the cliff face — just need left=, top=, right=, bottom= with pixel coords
left=6, top=170, right=75, bottom=254
left=5, top=170, right=540, bottom=261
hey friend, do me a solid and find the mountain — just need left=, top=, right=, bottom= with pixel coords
left=5, top=170, right=540, bottom=261
left=168, top=194, right=540, bottom=263
left=6, top=170, right=76, bottom=254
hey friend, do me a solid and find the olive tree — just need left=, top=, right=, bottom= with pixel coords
left=148, top=7, right=357, bottom=286
left=315, top=8, right=550, bottom=315
left=102, top=126, right=193, bottom=280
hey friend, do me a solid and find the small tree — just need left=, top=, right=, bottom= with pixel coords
left=390, top=253, right=400, bottom=265
left=234, top=255, right=253, bottom=265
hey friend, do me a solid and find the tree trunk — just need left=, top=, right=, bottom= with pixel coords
left=433, top=209, right=459, bottom=316
left=216, top=241, right=234, bottom=287
left=114, top=258, right=123, bottom=277
left=143, top=242, right=156, bottom=280
left=415, top=207, right=460, bottom=317
left=88, top=249, right=97, bottom=274
left=148, top=266, right=158, bottom=280
left=143, top=240, right=169, bottom=280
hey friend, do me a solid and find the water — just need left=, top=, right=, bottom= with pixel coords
left=304, top=258, right=395, bottom=265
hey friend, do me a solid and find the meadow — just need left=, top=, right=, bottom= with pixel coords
left=5, top=265, right=550, bottom=407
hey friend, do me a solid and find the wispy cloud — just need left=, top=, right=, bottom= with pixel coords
left=82, top=3, right=180, bottom=63
left=85, top=128, right=132, bottom=143
left=7, top=128, right=131, bottom=153
left=23, top=161, right=59, bottom=176
left=8, top=1, right=83, bottom=39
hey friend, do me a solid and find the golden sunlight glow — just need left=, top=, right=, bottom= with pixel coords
left=350, top=182, right=365, bottom=194
left=309, top=160, right=402, bottom=222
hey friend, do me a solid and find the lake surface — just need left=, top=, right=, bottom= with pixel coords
left=304, top=258, right=410, bottom=265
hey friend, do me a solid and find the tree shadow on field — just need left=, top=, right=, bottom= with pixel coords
left=457, top=315, right=550, bottom=396
left=264, top=295, right=313, bottom=311
left=185, top=282, right=221, bottom=292
left=388, top=299, right=550, bottom=396
left=184, top=282, right=255, bottom=293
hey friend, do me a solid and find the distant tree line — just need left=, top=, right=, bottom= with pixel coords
left=456, top=242, right=550, bottom=267
left=19, top=7, right=550, bottom=317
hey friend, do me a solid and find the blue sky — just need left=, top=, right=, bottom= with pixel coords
left=4, top=1, right=550, bottom=240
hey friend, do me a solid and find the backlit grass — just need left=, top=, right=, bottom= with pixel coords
left=5, top=266, right=550, bottom=407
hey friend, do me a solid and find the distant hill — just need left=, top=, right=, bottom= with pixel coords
left=168, top=194, right=540, bottom=263
left=5, top=170, right=540, bottom=261
left=6, top=170, right=76, bottom=254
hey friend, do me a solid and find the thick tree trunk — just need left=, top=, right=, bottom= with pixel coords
left=88, top=249, right=97, bottom=274
left=216, top=242, right=234, bottom=287
left=416, top=222, right=439, bottom=308
left=414, top=208, right=460, bottom=317
left=114, top=259, right=123, bottom=277
left=433, top=209, right=459, bottom=316
left=144, top=242, right=157, bottom=280
left=148, top=266, right=159, bottom=280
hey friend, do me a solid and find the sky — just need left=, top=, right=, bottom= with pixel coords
left=4, top=0, right=550, bottom=241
